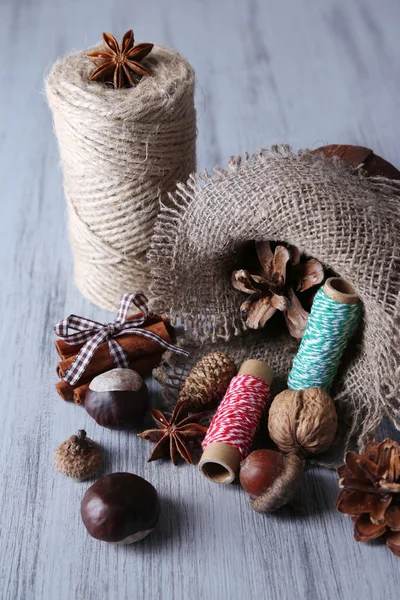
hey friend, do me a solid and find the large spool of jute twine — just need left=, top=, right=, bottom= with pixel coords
left=46, top=44, right=196, bottom=310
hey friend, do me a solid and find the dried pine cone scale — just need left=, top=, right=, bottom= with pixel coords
left=232, top=241, right=324, bottom=337
left=335, top=438, right=400, bottom=557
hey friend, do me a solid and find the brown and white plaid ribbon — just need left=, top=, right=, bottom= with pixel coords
left=54, top=292, right=189, bottom=386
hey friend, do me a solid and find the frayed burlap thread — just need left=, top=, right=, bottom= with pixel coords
left=149, top=145, right=400, bottom=450
left=46, top=44, right=196, bottom=310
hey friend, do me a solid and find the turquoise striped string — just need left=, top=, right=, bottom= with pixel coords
left=287, top=286, right=361, bottom=392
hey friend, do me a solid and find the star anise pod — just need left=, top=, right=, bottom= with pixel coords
left=137, top=400, right=208, bottom=466
left=335, top=438, right=400, bottom=557
left=232, top=241, right=324, bottom=338
left=87, top=30, right=153, bottom=89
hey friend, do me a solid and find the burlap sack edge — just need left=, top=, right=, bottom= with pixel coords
left=148, top=144, right=400, bottom=451
left=149, top=143, right=400, bottom=336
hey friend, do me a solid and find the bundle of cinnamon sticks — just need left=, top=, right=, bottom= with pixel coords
left=55, top=313, right=172, bottom=405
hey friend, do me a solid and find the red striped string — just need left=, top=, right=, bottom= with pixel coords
left=202, top=374, right=271, bottom=459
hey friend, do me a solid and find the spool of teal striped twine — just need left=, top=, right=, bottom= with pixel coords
left=287, top=278, right=361, bottom=392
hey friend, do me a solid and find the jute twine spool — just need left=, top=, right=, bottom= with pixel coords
left=46, top=44, right=196, bottom=310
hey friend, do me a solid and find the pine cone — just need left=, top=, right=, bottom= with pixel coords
left=178, top=352, right=237, bottom=411
left=232, top=241, right=324, bottom=338
left=335, top=438, right=400, bottom=557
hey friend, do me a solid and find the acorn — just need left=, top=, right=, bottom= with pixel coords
left=240, top=449, right=304, bottom=513
left=54, top=430, right=103, bottom=481
left=240, top=449, right=285, bottom=496
left=85, top=368, right=149, bottom=429
left=81, top=473, right=160, bottom=543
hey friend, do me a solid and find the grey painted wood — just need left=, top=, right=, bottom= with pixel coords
left=0, top=1, right=399, bottom=599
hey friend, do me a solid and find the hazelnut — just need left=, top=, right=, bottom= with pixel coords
left=81, top=473, right=160, bottom=543
left=240, top=449, right=304, bottom=513
left=240, top=449, right=285, bottom=496
left=268, top=388, right=337, bottom=456
left=85, top=368, right=149, bottom=429
left=54, top=430, right=103, bottom=481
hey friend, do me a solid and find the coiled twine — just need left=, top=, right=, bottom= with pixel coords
left=46, top=44, right=196, bottom=310
left=202, top=374, right=271, bottom=459
left=288, top=286, right=361, bottom=392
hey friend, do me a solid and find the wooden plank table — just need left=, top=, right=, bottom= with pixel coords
left=0, top=1, right=399, bottom=598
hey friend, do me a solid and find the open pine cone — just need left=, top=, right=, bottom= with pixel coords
left=335, top=438, right=400, bottom=557
left=232, top=241, right=324, bottom=337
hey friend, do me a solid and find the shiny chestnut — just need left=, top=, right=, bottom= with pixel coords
left=240, top=448, right=305, bottom=514
left=81, top=472, right=160, bottom=543
left=85, top=368, right=149, bottom=429
left=240, top=449, right=285, bottom=497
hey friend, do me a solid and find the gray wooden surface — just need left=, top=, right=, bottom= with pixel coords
left=1, top=1, right=399, bottom=599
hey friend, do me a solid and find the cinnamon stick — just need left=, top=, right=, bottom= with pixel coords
left=56, top=380, right=90, bottom=404
left=73, top=383, right=90, bottom=406
left=56, top=379, right=75, bottom=401
left=54, top=313, right=169, bottom=360
left=56, top=319, right=170, bottom=383
left=56, top=352, right=164, bottom=402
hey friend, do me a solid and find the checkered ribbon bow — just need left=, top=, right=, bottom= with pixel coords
left=54, top=292, right=189, bottom=386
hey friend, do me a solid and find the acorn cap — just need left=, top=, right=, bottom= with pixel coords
left=54, top=430, right=104, bottom=481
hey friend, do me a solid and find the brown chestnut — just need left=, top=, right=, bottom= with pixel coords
left=240, top=449, right=304, bottom=513
left=81, top=472, right=160, bottom=543
left=240, top=449, right=285, bottom=496
left=85, top=368, right=149, bottom=429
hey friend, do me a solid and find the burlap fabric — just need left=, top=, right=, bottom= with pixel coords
left=150, top=145, right=400, bottom=451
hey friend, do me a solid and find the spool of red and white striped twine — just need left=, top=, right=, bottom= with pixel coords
left=202, top=374, right=271, bottom=459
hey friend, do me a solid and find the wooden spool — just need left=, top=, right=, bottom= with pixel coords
left=199, top=360, right=273, bottom=485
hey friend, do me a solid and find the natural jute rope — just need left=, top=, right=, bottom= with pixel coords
left=46, top=44, right=196, bottom=310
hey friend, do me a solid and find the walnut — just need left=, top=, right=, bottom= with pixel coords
left=268, top=388, right=338, bottom=455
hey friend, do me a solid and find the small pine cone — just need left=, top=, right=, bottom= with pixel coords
left=178, top=352, right=237, bottom=411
